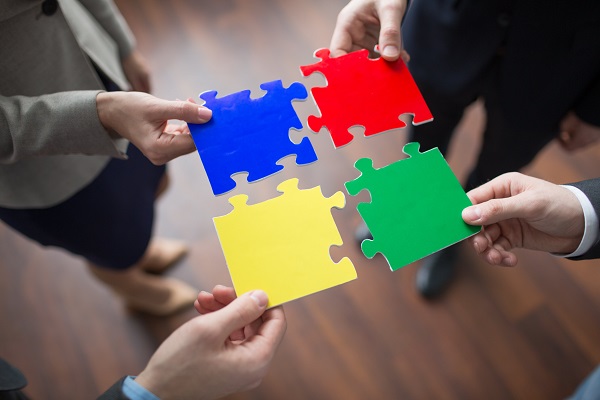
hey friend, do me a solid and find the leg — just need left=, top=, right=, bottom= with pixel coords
left=408, top=79, right=479, bottom=156
left=0, top=145, right=196, bottom=316
left=408, top=80, right=480, bottom=298
left=87, top=262, right=197, bottom=316
left=466, top=59, right=557, bottom=190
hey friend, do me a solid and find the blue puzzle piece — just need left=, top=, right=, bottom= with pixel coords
left=189, top=80, right=318, bottom=195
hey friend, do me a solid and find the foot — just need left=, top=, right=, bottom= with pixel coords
left=354, top=222, right=373, bottom=243
left=415, top=245, right=458, bottom=299
left=123, top=275, right=198, bottom=316
left=138, top=238, right=188, bottom=274
left=88, top=264, right=197, bottom=316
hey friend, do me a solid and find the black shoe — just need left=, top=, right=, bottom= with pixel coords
left=354, top=222, right=373, bottom=243
left=416, top=245, right=458, bottom=299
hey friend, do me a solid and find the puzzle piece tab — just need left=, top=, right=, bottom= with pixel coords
left=188, top=80, right=318, bottom=195
left=345, top=142, right=479, bottom=271
left=300, top=49, right=433, bottom=148
left=213, top=178, right=357, bottom=307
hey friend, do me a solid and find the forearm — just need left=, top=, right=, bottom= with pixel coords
left=0, top=91, right=126, bottom=164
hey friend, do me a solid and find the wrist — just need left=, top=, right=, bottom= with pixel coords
left=134, top=370, right=170, bottom=400
left=96, top=91, right=115, bottom=132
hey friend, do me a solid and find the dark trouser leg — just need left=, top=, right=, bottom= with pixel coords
left=467, top=66, right=556, bottom=190
left=410, top=81, right=481, bottom=298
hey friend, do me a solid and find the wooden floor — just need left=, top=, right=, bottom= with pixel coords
left=2, top=1, right=600, bottom=399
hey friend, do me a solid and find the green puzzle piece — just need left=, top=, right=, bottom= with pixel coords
left=344, top=142, right=480, bottom=271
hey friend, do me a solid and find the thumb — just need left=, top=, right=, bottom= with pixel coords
left=376, top=2, right=404, bottom=61
left=462, top=195, right=529, bottom=226
left=155, top=99, right=212, bottom=124
left=206, top=290, right=269, bottom=340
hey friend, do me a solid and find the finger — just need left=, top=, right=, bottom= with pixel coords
left=465, top=173, right=528, bottom=206
left=470, top=233, right=491, bottom=255
left=155, top=100, right=212, bottom=124
left=482, top=245, right=518, bottom=267
left=164, top=123, right=188, bottom=135
left=210, top=286, right=244, bottom=342
left=376, top=0, right=404, bottom=60
left=462, top=194, right=532, bottom=226
left=330, top=22, right=354, bottom=57
left=244, top=306, right=287, bottom=350
left=151, top=131, right=196, bottom=164
left=206, top=290, right=269, bottom=341
left=194, top=291, right=223, bottom=314
left=212, top=285, right=237, bottom=306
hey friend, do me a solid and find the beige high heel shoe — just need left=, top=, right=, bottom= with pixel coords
left=137, top=238, right=188, bottom=274
left=87, top=263, right=197, bottom=316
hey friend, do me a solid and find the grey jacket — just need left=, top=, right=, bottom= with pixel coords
left=0, top=0, right=133, bottom=208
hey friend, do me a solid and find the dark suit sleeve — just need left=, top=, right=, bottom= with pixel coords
left=567, top=178, right=600, bottom=260
left=97, top=377, right=129, bottom=400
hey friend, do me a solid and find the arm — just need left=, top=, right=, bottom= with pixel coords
left=330, top=0, right=410, bottom=62
left=133, top=290, right=286, bottom=399
left=567, top=178, right=600, bottom=260
left=1, top=91, right=211, bottom=165
left=0, top=91, right=123, bottom=164
left=461, top=172, right=588, bottom=266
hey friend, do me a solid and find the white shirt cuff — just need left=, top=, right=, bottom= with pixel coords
left=560, top=185, right=599, bottom=258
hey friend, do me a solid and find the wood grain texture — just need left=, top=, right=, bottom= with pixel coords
left=1, top=1, right=600, bottom=399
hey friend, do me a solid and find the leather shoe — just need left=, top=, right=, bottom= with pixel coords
left=416, top=244, right=457, bottom=299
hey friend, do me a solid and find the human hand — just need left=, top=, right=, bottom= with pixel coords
left=196, top=285, right=271, bottom=342
left=135, top=290, right=287, bottom=400
left=461, top=172, right=585, bottom=267
left=330, top=0, right=410, bottom=62
left=558, top=111, right=600, bottom=152
left=96, top=91, right=211, bottom=165
left=122, top=50, right=152, bottom=93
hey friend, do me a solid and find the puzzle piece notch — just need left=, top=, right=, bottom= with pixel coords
left=189, top=80, right=318, bottom=195
left=300, top=48, right=434, bottom=148
left=214, top=178, right=356, bottom=308
left=345, top=142, right=479, bottom=270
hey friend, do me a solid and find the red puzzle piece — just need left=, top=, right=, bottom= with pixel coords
left=300, top=48, right=433, bottom=148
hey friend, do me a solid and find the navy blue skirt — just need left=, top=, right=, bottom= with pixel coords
left=0, top=144, right=166, bottom=270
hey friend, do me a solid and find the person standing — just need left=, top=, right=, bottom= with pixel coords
left=330, top=0, right=600, bottom=298
left=0, top=0, right=212, bottom=315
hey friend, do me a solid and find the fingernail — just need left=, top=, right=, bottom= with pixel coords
left=249, top=290, right=268, bottom=308
left=382, top=45, right=399, bottom=58
left=198, top=106, right=212, bottom=122
left=502, top=257, right=516, bottom=267
left=473, top=239, right=481, bottom=254
left=462, top=206, right=482, bottom=223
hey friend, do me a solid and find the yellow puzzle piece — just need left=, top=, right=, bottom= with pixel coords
left=213, top=178, right=357, bottom=307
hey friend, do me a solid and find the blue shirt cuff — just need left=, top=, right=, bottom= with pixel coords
left=122, top=376, right=160, bottom=400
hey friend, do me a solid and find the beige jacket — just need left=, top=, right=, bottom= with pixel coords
left=0, top=0, right=133, bottom=208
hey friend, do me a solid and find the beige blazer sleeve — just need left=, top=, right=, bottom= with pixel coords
left=0, top=91, right=125, bottom=164
left=0, top=1, right=130, bottom=208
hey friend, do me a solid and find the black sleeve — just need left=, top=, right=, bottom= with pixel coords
left=97, top=377, right=129, bottom=400
left=567, top=178, right=600, bottom=260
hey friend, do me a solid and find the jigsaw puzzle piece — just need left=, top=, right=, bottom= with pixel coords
left=189, top=80, right=317, bottom=195
left=214, top=178, right=357, bottom=307
left=300, top=48, right=433, bottom=148
left=344, top=143, right=479, bottom=271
